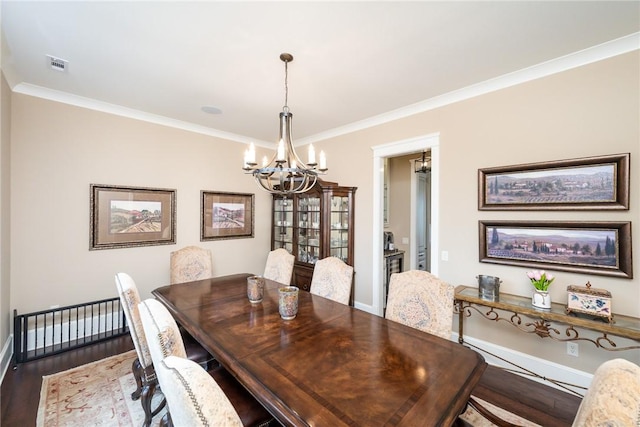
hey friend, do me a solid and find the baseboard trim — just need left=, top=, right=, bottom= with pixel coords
left=0, top=334, right=13, bottom=384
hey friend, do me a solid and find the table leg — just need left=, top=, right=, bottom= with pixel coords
left=457, top=300, right=464, bottom=345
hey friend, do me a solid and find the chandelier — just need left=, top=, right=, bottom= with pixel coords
left=243, top=53, right=327, bottom=195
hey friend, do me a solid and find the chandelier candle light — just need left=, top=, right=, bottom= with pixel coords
left=243, top=53, right=327, bottom=195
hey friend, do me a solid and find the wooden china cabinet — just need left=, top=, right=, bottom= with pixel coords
left=271, top=179, right=356, bottom=292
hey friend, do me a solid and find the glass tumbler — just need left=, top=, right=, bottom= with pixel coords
left=278, top=286, right=299, bottom=320
left=247, top=276, right=265, bottom=303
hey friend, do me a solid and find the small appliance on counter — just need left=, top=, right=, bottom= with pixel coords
left=384, top=231, right=395, bottom=251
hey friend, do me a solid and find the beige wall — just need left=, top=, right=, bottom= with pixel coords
left=311, top=51, right=639, bottom=372
left=1, top=67, right=11, bottom=352
left=10, top=95, right=273, bottom=312
left=6, top=51, right=639, bottom=374
left=386, top=153, right=421, bottom=260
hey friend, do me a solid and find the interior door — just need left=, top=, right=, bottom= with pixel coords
left=416, top=171, right=430, bottom=271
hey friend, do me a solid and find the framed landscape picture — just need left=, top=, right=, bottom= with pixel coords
left=478, top=153, right=629, bottom=210
left=90, top=184, right=176, bottom=250
left=201, top=191, right=254, bottom=241
left=479, top=220, right=632, bottom=278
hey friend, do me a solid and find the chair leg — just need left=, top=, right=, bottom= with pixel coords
left=140, top=377, right=167, bottom=427
left=131, top=357, right=143, bottom=400
left=160, top=411, right=173, bottom=427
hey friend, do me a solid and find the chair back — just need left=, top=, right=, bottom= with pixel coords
left=156, top=356, right=243, bottom=427
left=571, top=358, right=640, bottom=426
left=385, top=270, right=454, bottom=339
left=263, top=248, right=295, bottom=285
left=138, top=298, right=188, bottom=368
left=115, top=273, right=153, bottom=370
left=170, top=246, right=213, bottom=284
left=310, top=257, right=354, bottom=305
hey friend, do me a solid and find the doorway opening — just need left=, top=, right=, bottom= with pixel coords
left=371, top=133, right=440, bottom=316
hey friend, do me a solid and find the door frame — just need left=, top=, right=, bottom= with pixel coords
left=371, top=133, right=440, bottom=316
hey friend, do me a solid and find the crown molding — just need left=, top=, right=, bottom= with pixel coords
left=11, top=83, right=274, bottom=147
left=12, top=32, right=638, bottom=148
left=297, top=32, right=639, bottom=146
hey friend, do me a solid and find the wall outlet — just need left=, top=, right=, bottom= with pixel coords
left=401, top=237, right=409, bottom=245
left=567, top=342, right=579, bottom=357
left=441, top=251, right=449, bottom=261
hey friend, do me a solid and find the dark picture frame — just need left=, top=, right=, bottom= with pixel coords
left=201, top=191, right=254, bottom=241
left=90, top=184, right=176, bottom=250
left=478, top=153, right=630, bottom=210
left=479, top=220, right=632, bottom=279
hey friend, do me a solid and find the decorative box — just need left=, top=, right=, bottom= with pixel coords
left=566, top=281, right=613, bottom=323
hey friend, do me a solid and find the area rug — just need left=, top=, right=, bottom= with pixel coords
left=36, top=350, right=538, bottom=426
left=36, top=350, right=165, bottom=427
left=459, top=397, right=542, bottom=427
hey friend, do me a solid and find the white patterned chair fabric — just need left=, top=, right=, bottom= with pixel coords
left=263, top=248, right=295, bottom=285
left=157, top=356, right=243, bottom=427
left=571, top=358, right=640, bottom=427
left=309, top=257, right=354, bottom=305
left=384, top=270, right=454, bottom=339
left=115, top=273, right=165, bottom=426
left=139, top=298, right=188, bottom=363
left=138, top=299, right=274, bottom=427
left=170, top=246, right=213, bottom=284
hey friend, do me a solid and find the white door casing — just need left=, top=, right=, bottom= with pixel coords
left=371, top=133, right=440, bottom=316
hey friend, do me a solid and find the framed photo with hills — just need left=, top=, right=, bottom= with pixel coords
left=201, top=191, right=254, bottom=241
left=479, top=220, right=632, bottom=278
left=90, top=184, right=176, bottom=250
left=478, top=153, right=629, bottom=210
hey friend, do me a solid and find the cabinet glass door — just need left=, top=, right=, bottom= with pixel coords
left=273, top=197, right=293, bottom=253
left=297, top=196, right=320, bottom=264
left=330, top=196, right=349, bottom=262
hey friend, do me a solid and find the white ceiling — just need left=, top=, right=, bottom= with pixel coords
left=2, top=1, right=639, bottom=146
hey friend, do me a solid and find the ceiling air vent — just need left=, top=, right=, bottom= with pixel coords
left=46, top=55, right=68, bottom=72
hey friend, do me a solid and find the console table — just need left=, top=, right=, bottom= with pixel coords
left=455, top=285, right=640, bottom=351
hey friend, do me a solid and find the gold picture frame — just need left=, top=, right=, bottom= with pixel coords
left=90, top=184, right=176, bottom=250
left=478, top=153, right=630, bottom=210
left=479, top=220, right=632, bottom=279
left=201, top=191, right=254, bottom=241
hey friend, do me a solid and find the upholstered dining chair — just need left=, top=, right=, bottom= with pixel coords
left=170, top=245, right=213, bottom=284
left=465, top=358, right=640, bottom=427
left=116, top=273, right=215, bottom=427
left=384, top=270, right=455, bottom=340
left=115, top=272, right=166, bottom=427
left=309, top=256, right=354, bottom=305
left=263, top=248, right=295, bottom=285
left=571, top=358, right=640, bottom=426
left=155, top=355, right=243, bottom=427
left=138, top=298, right=274, bottom=427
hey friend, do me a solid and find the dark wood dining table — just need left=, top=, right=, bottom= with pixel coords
left=152, top=273, right=487, bottom=427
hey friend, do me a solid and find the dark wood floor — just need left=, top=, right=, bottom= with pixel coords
left=1, top=335, right=581, bottom=427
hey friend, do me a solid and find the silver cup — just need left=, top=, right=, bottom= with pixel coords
left=278, top=286, right=299, bottom=320
left=247, top=276, right=265, bottom=303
